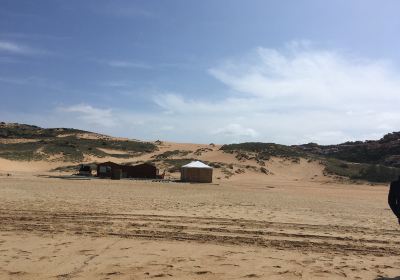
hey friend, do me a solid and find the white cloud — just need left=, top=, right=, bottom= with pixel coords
left=0, top=41, right=29, bottom=53
left=151, top=43, right=400, bottom=144
left=213, top=124, right=258, bottom=143
left=54, top=104, right=167, bottom=141
left=209, top=46, right=400, bottom=107
left=153, top=94, right=187, bottom=114
left=0, top=40, right=45, bottom=55
left=26, top=42, right=400, bottom=145
left=58, top=104, right=116, bottom=127
left=160, top=125, right=174, bottom=131
left=97, top=59, right=152, bottom=69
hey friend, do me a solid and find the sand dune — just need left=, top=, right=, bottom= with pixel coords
left=0, top=158, right=67, bottom=173
left=0, top=139, right=327, bottom=183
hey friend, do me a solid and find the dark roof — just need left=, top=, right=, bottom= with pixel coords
left=97, top=161, right=121, bottom=166
left=133, top=162, right=156, bottom=167
left=97, top=162, right=156, bottom=168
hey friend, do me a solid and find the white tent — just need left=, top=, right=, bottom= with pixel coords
left=182, top=161, right=212, bottom=169
left=181, top=161, right=213, bottom=183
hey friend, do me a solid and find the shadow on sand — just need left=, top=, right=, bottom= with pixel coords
left=375, top=277, right=400, bottom=280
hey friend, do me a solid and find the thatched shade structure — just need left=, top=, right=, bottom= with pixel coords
left=181, top=161, right=213, bottom=183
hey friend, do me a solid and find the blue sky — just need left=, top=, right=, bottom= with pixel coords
left=1, top=0, right=400, bottom=144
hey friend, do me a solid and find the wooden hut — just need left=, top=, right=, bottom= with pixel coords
left=97, top=162, right=158, bottom=179
left=181, top=161, right=213, bottom=183
left=97, top=161, right=121, bottom=178
left=122, top=163, right=158, bottom=179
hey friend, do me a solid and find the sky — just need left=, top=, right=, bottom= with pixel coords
left=1, top=0, right=400, bottom=144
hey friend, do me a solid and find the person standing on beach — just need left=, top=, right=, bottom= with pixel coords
left=388, top=176, right=400, bottom=225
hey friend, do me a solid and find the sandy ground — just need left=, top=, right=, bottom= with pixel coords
left=0, top=138, right=398, bottom=279
left=0, top=171, right=399, bottom=280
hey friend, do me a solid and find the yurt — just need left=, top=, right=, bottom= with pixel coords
left=181, top=161, right=213, bottom=183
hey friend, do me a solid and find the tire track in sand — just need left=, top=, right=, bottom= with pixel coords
left=0, top=209, right=398, bottom=257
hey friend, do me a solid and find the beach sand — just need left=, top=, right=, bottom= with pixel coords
left=0, top=170, right=399, bottom=279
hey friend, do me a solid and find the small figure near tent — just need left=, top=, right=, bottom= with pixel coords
left=388, top=175, right=400, bottom=225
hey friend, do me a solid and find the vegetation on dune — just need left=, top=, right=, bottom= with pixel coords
left=327, top=145, right=400, bottom=165
left=0, top=123, right=88, bottom=139
left=153, top=150, right=191, bottom=159
left=0, top=136, right=157, bottom=162
left=0, top=142, right=43, bottom=161
left=298, top=132, right=400, bottom=168
left=221, top=141, right=400, bottom=183
left=4, top=122, right=400, bottom=183
left=220, top=142, right=305, bottom=161
left=323, top=158, right=400, bottom=183
left=155, top=158, right=195, bottom=172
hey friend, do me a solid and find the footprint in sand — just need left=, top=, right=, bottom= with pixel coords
left=57, top=242, right=72, bottom=246
left=207, top=254, right=225, bottom=261
left=272, top=265, right=281, bottom=268
left=220, top=263, right=239, bottom=267
left=289, top=259, right=305, bottom=267
left=171, top=257, right=186, bottom=263
left=8, top=271, right=27, bottom=276
left=375, top=264, right=393, bottom=269
left=243, top=273, right=261, bottom=278
left=104, top=271, right=122, bottom=276
left=194, top=271, right=212, bottom=275
left=152, top=273, right=173, bottom=277
left=301, top=259, right=316, bottom=265
left=78, top=249, right=95, bottom=256
left=224, top=251, right=244, bottom=256
left=17, top=249, right=31, bottom=255
left=277, top=270, right=302, bottom=277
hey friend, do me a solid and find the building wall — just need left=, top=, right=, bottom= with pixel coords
left=97, top=162, right=158, bottom=179
left=97, top=162, right=121, bottom=178
left=181, top=168, right=213, bottom=183
left=123, top=163, right=157, bottom=179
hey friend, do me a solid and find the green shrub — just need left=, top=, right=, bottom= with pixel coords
left=0, top=135, right=157, bottom=162
left=220, top=142, right=305, bottom=160
left=154, top=150, right=191, bottom=159
left=323, top=158, right=400, bottom=183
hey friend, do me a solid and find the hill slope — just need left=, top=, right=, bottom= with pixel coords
left=219, top=133, right=400, bottom=183
left=1, top=122, right=400, bottom=183
left=296, top=132, right=400, bottom=167
left=0, top=123, right=157, bottom=162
